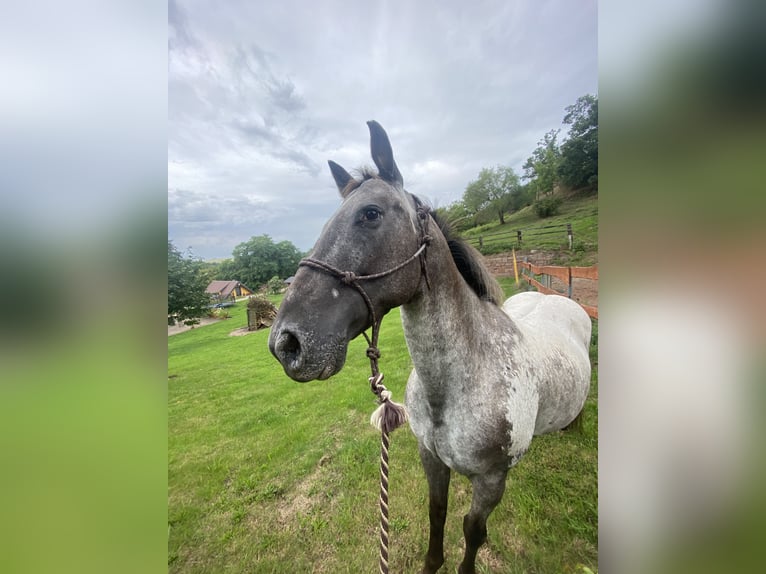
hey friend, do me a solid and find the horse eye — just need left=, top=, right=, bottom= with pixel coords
left=364, top=208, right=380, bottom=221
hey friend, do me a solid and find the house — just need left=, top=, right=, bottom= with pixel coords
left=205, top=280, right=255, bottom=306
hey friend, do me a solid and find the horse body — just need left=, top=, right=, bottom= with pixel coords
left=404, top=285, right=591, bottom=478
left=269, top=121, right=591, bottom=573
left=398, top=229, right=590, bottom=573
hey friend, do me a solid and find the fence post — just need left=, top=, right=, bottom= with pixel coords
left=479, top=236, right=484, bottom=248
left=567, top=223, right=573, bottom=250
left=567, top=266, right=573, bottom=299
left=516, top=230, right=522, bottom=246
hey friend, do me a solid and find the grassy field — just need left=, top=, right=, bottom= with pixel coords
left=462, top=194, right=598, bottom=265
left=169, top=280, right=598, bottom=573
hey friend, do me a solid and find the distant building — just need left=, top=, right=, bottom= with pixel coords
left=205, top=280, right=255, bottom=305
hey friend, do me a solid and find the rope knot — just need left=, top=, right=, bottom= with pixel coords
left=422, top=234, right=433, bottom=246
left=340, top=271, right=357, bottom=285
left=369, top=372, right=385, bottom=394
left=366, top=346, right=381, bottom=361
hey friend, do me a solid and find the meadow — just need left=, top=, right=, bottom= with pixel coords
left=168, top=278, right=598, bottom=573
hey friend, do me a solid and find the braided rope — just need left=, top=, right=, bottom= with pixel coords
left=378, top=429, right=391, bottom=574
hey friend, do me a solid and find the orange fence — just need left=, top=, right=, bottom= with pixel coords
left=518, top=262, right=599, bottom=319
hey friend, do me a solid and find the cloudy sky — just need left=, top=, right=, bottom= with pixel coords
left=168, top=0, right=597, bottom=259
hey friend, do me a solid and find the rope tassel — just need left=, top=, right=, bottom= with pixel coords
left=369, top=374, right=409, bottom=434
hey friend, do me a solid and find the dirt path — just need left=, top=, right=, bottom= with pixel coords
left=168, top=317, right=222, bottom=336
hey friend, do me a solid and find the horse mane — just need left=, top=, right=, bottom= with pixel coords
left=421, top=198, right=505, bottom=306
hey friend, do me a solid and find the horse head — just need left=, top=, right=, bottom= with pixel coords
left=269, top=121, right=427, bottom=382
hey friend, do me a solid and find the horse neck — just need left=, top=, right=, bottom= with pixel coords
left=400, top=230, right=501, bottom=379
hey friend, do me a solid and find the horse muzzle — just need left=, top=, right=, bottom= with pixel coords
left=269, top=323, right=348, bottom=382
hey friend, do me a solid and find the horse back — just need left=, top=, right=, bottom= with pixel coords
left=503, top=292, right=592, bottom=434
left=503, top=291, right=591, bottom=350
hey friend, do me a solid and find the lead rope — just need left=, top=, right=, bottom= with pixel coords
left=298, top=205, right=431, bottom=574
left=365, top=329, right=407, bottom=574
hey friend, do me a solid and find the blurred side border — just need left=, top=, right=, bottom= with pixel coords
left=600, top=0, right=766, bottom=572
left=0, top=2, right=168, bottom=574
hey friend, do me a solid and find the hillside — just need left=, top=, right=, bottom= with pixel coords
left=460, top=193, right=598, bottom=266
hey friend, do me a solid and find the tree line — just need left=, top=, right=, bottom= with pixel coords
left=440, top=94, right=597, bottom=229
left=214, top=235, right=303, bottom=289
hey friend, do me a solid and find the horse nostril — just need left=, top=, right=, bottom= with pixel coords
left=277, top=330, right=302, bottom=364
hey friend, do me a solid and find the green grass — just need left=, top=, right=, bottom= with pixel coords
left=169, top=288, right=598, bottom=573
left=463, top=194, right=598, bottom=265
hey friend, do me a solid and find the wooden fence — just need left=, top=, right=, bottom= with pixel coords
left=466, top=222, right=573, bottom=251
left=518, top=261, right=599, bottom=319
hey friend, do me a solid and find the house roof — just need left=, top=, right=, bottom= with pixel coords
left=205, top=280, right=252, bottom=299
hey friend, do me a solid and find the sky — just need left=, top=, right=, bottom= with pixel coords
left=168, top=0, right=597, bottom=259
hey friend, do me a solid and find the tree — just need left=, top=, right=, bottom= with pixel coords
left=558, top=94, right=598, bottom=190
left=199, top=260, right=223, bottom=284
left=509, top=182, right=535, bottom=213
left=167, top=241, right=211, bottom=325
left=463, top=166, right=521, bottom=225
left=436, top=200, right=473, bottom=231
left=523, top=129, right=561, bottom=200
left=229, top=235, right=303, bottom=287
left=217, top=258, right=237, bottom=280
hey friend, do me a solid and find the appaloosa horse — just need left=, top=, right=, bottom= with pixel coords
left=269, top=121, right=591, bottom=573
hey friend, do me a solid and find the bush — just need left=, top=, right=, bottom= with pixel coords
left=267, top=275, right=283, bottom=295
left=211, top=308, right=231, bottom=319
left=534, top=196, right=563, bottom=218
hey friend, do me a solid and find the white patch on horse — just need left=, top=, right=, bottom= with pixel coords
left=331, top=288, right=339, bottom=299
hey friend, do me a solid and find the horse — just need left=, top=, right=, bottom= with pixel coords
left=269, top=121, right=592, bottom=574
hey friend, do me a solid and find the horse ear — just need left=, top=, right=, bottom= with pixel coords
left=367, top=120, right=403, bottom=188
left=328, top=160, right=354, bottom=197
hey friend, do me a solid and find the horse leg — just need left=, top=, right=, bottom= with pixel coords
left=419, top=444, right=451, bottom=574
left=458, top=471, right=507, bottom=574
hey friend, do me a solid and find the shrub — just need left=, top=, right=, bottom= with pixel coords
left=213, top=308, right=231, bottom=319
left=267, top=275, right=283, bottom=295
left=534, top=196, right=562, bottom=218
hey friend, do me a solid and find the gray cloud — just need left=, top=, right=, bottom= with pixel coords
left=168, top=0, right=194, bottom=50
left=169, top=0, right=597, bottom=259
left=168, top=188, right=277, bottom=226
